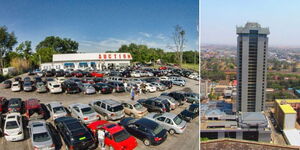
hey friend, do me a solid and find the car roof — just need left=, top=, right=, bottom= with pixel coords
left=123, top=100, right=139, bottom=105
left=70, top=103, right=90, bottom=109
left=9, top=98, right=21, bottom=102
left=48, top=102, right=63, bottom=107
left=6, top=113, right=21, bottom=120
left=29, top=120, right=47, bottom=134
left=25, top=98, right=40, bottom=109
left=135, top=118, right=158, bottom=129
left=160, top=112, right=177, bottom=119
left=98, top=99, right=121, bottom=106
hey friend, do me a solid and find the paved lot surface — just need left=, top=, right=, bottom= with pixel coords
left=0, top=77, right=199, bottom=150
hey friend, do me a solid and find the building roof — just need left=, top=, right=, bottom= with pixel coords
left=240, top=112, right=266, bottom=121
left=279, top=104, right=297, bottom=114
left=283, top=129, right=300, bottom=146
left=276, top=99, right=300, bottom=104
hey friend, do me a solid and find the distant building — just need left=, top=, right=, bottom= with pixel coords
left=200, top=80, right=211, bottom=99
left=40, top=53, right=132, bottom=70
left=236, top=22, right=270, bottom=112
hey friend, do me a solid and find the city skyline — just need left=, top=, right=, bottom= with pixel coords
left=0, top=0, right=198, bottom=52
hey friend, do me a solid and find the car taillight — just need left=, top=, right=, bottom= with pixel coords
left=8, top=108, right=12, bottom=111
left=51, top=144, right=55, bottom=148
left=154, top=137, right=161, bottom=141
left=102, top=89, right=106, bottom=91
left=163, top=108, right=166, bottom=112
left=84, top=117, right=88, bottom=120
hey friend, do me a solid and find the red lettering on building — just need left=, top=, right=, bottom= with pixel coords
left=128, top=54, right=131, bottom=59
left=119, top=54, right=122, bottom=59
left=108, top=54, right=111, bottom=59
left=114, top=54, right=117, bottom=59
left=103, top=54, right=107, bottom=59
left=99, top=54, right=102, bottom=59
left=123, top=54, right=127, bottom=59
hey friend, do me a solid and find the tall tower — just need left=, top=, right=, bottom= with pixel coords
left=236, top=22, right=270, bottom=112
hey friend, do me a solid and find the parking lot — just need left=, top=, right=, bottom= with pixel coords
left=0, top=75, right=199, bottom=150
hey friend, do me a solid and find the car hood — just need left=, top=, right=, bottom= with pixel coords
left=113, top=136, right=137, bottom=149
left=180, top=109, right=194, bottom=117
left=144, top=113, right=156, bottom=120
left=33, top=138, right=53, bottom=149
left=5, top=128, right=22, bottom=135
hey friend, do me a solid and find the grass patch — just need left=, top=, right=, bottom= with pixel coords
left=181, top=63, right=199, bottom=72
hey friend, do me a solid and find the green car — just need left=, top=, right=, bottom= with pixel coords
left=184, top=92, right=199, bottom=104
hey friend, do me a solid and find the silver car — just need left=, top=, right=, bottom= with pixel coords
left=46, top=102, right=68, bottom=120
left=89, top=99, right=125, bottom=121
left=28, top=120, right=55, bottom=150
left=145, top=112, right=187, bottom=135
left=82, top=83, right=96, bottom=94
left=36, top=82, right=47, bottom=93
left=151, top=82, right=167, bottom=91
left=68, top=103, right=100, bottom=124
left=159, top=96, right=179, bottom=110
left=23, top=82, right=33, bottom=92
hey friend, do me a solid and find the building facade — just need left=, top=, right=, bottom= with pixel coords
left=236, top=22, right=270, bottom=112
left=40, top=53, right=132, bottom=70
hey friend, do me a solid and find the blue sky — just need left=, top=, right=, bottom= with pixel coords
left=0, top=0, right=198, bottom=52
left=202, top=0, right=300, bottom=47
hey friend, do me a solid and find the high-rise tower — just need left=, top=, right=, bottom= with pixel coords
left=236, top=22, right=270, bottom=112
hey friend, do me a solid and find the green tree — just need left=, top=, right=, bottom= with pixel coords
left=35, top=47, right=57, bottom=63
left=16, top=41, right=32, bottom=60
left=0, top=26, right=17, bottom=69
left=36, top=36, right=78, bottom=53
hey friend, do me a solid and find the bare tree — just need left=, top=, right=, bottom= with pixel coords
left=172, top=25, right=186, bottom=65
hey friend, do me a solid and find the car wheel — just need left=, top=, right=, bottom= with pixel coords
left=169, top=129, right=175, bottom=135
left=143, top=138, right=151, bottom=146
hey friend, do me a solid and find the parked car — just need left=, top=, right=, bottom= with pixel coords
left=69, top=78, right=82, bottom=84
left=119, top=117, right=167, bottom=146
left=91, top=71, right=104, bottom=77
left=2, top=80, right=12, bottom=88
left=55, top=70, right=65, bottom=77
left=137, top=98, right=169, bottom=113
left=107, top=81, right=125, bottom=93
left=145, top=112, right=187, bottom=135
left=7, top=98, right=23, bottom=113
left=144, top=83, right=157, bottom=93
left=172, top=79, right=186, bottom=86
left=23, top=81, right=34, bottom=92
left=89, top=99, right=125, bottom=121
left=24, top=98, right=45, bottom=120
left=93, top=83, right=113, bottom=94
left=160, top=92, right=187, bottom=105
left=46, top=101, right=68, bottom=120
left=23, top=77, right=31, bottom=83
left=11, top=81, right=22, bottom=92
left=4, top=113, right=24, bottom=141
left=56, top=77, right=66, bottom=84
left=158, top=96, right=179, bottom=110
left=159, top=76, right=169, bottom=81
left=45, top=70, right=54, bottom=77
left=122, top=101, right=148, bottom=118
left=47, top=81, right=62, bottom=94
left=64, top=71, right=72, bottom=77
left=151, top=82, right=167, bottom=91
left=178, top=104, right=199, bottom=122
left=36, top=82, right=47, bottom=93
left=82, top=78, right=95, bottom=84
left=28, top=120, right=55, bottom=150
left=68, top=103, right=100, bottom=124
left=93, top=77, right=106, bottom=83
left=61, top=81, right=80, bottom=94
left=82, top=71, right=92, bottom=77
left=33, top=76, right=43, bottom=84
left=71, top=71, right=83, bottom=77
left=130, top=71, right=141, bottom=78
left=87, top=121, right=138, bottom=150
left=160, top=80, right=173, bottom=89
left=54, top=117, right=96, bottom=150
left=81, top=83, right=96, bottom=94
left=184, top=92, right=200, bottom=104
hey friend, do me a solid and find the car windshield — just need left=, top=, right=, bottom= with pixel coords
left=81, top=107, right=95, bottom=115
left=152, top=124, right=164, bottom=135
left=53, top=106, right=65, bottom=113
left=6, top=121, right=19, bottom=129
left=53, top=85, right=60, bottom=88
left=108, top=105, right=123, bottom=112
left=33, top=132, right=51, bottom=142
left=133, top=103, right=143, bottom=110
left=113, top=130, right=131, bottom=143
left=153, top=113, right=162, bottom=118
left=173, top=116, right=183, bottom=125
left=24, top=83, right=31, bottom=86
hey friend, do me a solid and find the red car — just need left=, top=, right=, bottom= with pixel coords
left=71, top=71, right=83, bottom=77
left=159, top=66, right=167, bottom=70
left=24, top=98, right=45, bottom=120
left=0, top=97, right=8, bottom=114
left=87, top=121, right=138, bottom=150
left=82, top=78, right=95, bottom=84
left=91, top=71, right=104, bottom=77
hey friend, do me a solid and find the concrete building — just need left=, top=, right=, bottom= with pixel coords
left=236, top=22, right=270, bottom=112
left=200, top=80, right=211, bottom=99
left=40, top=53, right=132, bottom=70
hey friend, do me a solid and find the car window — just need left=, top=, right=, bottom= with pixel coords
left=138, top=125, right=147, bottom=132
left=5, top=121, right=19, bottom=129
left=47, top=104, right=52, bottom=111
left=33, top=132, right=51, bottom=142
left=157, top=116, right=166, bottom=122
left=165, top=118, right=173, bottom=125
left=101, top=103, right=106, bottom=109
left=74, top=107, right=80, bottom=112
left=96, top=101, right=101, bottom=106
left=128, top=104, right=133, bottom=109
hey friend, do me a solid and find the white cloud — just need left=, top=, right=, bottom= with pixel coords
left=156, top=34, right=167, bottom=40
left=139, top=32, right=151, bottom=38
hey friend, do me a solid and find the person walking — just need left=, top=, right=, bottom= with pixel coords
left=124, top=81, right=128, bottom=92
left=97, top=129, right=105, bottom=150
left=131, top=88, right=135, bottom=100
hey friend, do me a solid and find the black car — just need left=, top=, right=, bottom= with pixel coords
left=160, top=92, right=186, bottom=105
left=14, top=77, right=22, bottom=82
left=7, top=98, right=23, bottom=113
left=44, top=77, right=55, bottom=84
left=84, top=71, right=93, bottom=77
left=54, top=117, right=96, bottom=150
left=2, top=80, right=12, bottom=88
left=93, top=83, right=113, bottom=94
left=45, top=70, right=54, bottom=77
left=160, top=81, right=173, bottom=89
left=61, top=81, right=80, bottom=94
left=28, top=70, right=35, bottom=76
left=107, top=81, right=125, bottom=93
left=34, top=76, right=43, bottom=84
left=137, top=98, right=169, bottom=113
left=178, top=104, right=199, bottom=122
left=152, top=70, right=163, bottom=77
left=120, top=70, right=131, bottom=78
left=119, top=117, right=168, bottom=146
left=55, top=70, right=65, bottom=77
left=64, top=71, right=72, bottom=77
left=144, top=77, right=159, bottom=83
left=93, top=77, right=106, bottom=83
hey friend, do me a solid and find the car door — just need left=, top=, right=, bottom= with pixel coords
left=100, top=102, right=107, bottom=115
left=156, top=116, right=167, bottom=129
left=72, top=106, right=81, bottom=119
left=164, top=118, right=174, bottom=130
left=122, top=103, right=130, bottom=114
left=46, top=104, right=53, bottom=116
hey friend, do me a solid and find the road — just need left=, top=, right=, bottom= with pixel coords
left=0, top=77, right=199, bottom=150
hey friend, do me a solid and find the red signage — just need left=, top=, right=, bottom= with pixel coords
left=98, top=53, right=132, bottom=60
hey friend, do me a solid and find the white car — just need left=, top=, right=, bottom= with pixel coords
left=147, top=72, right=154, bottom=77
left=159, top=76, right=169, bottom=81
left=188, top=73, right=199, bottom=79
left=145, top=83, right=157, bottom=93
left=11, top=81, right=21, bottom=92
left=4, top=113, right=24, bottom=141
left=130, top=71, right=141, bottom=78
left=46, top=102, right=68, bottom=120
left=47, top=81, right=62, bottom=94
left=56, top=77, right=66, bottom=84
left=68, top=103, right=100, bottom=124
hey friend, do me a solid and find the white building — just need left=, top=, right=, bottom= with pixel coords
left=40, top=53, right=132, bottom=70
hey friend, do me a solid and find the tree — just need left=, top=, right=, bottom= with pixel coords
left=0, top=26, right=17, bottom=69
left=36, top=36, right=78, bottom=53
left=10, top=57, right=30, bottom=73
left=16, top=41, right=32, bottom=60
left=171, top=25, right=186, bottom=65
left=35, top=47, right=57, bottom=63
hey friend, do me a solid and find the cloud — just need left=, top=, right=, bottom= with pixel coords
left=156, top=34, right=167, bottom=40
left=139, top=32, right=151, bottom=38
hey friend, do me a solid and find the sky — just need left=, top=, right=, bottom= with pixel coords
left=0, top=0, right=198, bottom=53
left=201, top=0, right=300, bottom=48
